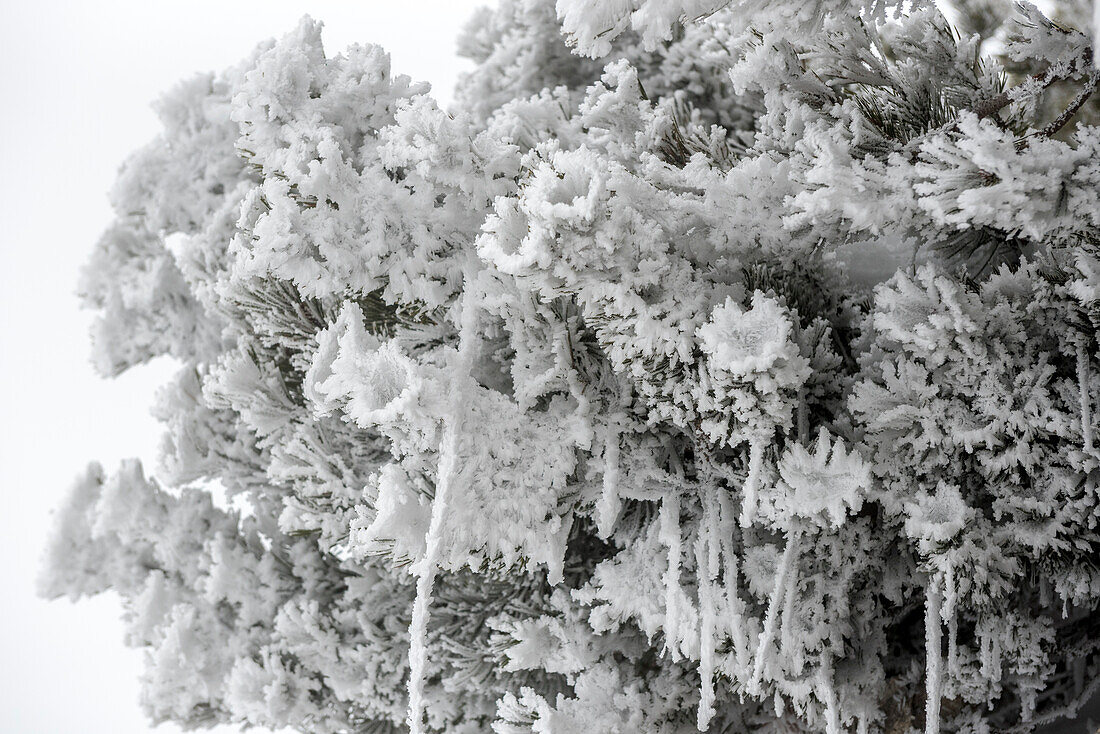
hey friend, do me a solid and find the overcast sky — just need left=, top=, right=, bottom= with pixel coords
left=0, top=2, right=478, bottom=731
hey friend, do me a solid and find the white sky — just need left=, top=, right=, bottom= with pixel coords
left=0, top=2, right=479, bottom=731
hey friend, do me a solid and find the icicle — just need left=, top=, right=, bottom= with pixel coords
left=406, top=286, right=477, bottom=734
left=779, top=552, right=799, bottom=661
left=596, top=418, right=622, bottom=537
left=857, top=716, right=869, bottom=734
left=924, top=580, right=944, bottom=734
left=695, top=487, right=721, bottom=731
left=739, top=440, right=765, bottom=527
left=1077, top=343, right=1094, bottom=453
left=660, top=491, right=684, bottom=657
left=944, top=563, right=958, bottom=677
left=818, top=662, right=842, bottom=734
left=796, top=388, right=809, bottom=444
left=1021, top=684, right=1037, bottom=722
left=703, top=485, right=721, bottom=575
left=715, top=490, right=750, bottom=671
left=749, top=528, right=801, bottom=696
left=406, top=421, right=460, bottom=734
left=695, top=506, right=721, bottom=730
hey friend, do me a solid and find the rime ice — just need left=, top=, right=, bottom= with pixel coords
left=42, top=2, right=1100, bottom=733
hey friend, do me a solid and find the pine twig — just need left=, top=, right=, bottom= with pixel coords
left=1037, top=70, right=1100, bottom=139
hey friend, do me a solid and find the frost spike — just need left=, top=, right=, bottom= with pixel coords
left=818, top=661, right=842, bottom=734
left=695, top=487, right=720, bottom=730
left=596, top=417, right=622, bottom=537
left=406, top=421, right=459, bottom=734
left=750, top=528, right=801, bottom=696
left=779, top=547, right=799, bottom=659
left=945, top=563, right=958, bottom=676
left=739, top=440, right=765, bottom=527
left=660, top=491, right=684, bottom=657
left=925, top=580, right=944, bottom=734
left=716, top=489, right=750, bottom=671
left=407, top=290, right=478, bottom=734
left=1078, top=343, right=1093, bottom=453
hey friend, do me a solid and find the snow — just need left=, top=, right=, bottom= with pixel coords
left=406, top=421, right=459, bottom=734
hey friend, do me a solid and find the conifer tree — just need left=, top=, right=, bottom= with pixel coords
left=43, top=1, right=1100, bottom=732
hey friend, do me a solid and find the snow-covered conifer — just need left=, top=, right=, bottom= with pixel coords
left=43, top=2, right=1100, bottom=732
